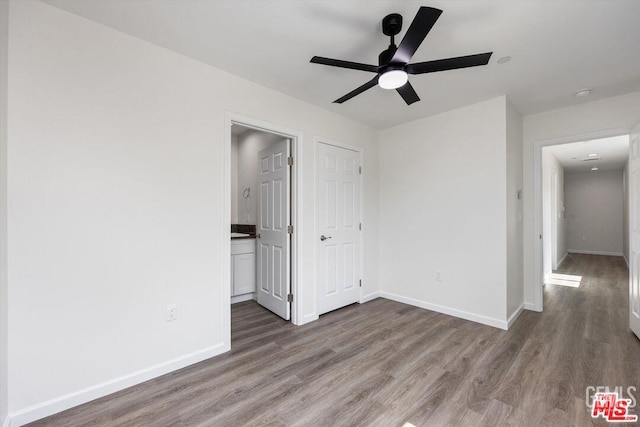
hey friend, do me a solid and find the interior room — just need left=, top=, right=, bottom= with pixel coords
left=2, top=1, right=640, bottom=426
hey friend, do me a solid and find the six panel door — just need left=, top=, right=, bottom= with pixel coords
left=317, top=142, right=361, bottom=315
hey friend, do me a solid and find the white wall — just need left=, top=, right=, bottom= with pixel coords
left=230, top=134, right=238, bottom=224
left=379, top=96, right=509, bottom=328
left=0, top=0, right=9, bottom=425
left=6, top=1, right=380, bottom=424
left=564, top=170, right=624, bottom=255
left=523, top=90, right=640, bottom=308
left=506, top=100, right=524, bottom=321
left=236, top=130, right=285, bottom=225
left=624, top=160, right=630, bottom=263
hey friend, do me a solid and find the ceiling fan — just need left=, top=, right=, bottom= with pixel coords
left=310, top=6, right=493, bottom=105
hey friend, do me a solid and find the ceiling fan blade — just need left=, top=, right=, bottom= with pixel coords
left=333, top=75, right=380, bottom=104
left=391, top=7, right=442, bottom=64
left=311, top=56, right=380, bottom=73
left=396, top=81, right=420, bottom=105
left=407, top=52, right=493, bottom=74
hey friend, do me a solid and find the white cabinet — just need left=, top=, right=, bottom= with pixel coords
left=233, top=253, right=255, bottom=295
left=231, top=238, right=256, bottom=298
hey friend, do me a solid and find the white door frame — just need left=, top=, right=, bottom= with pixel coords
left=532, top=126, right=630, bottom=312
left=314, top=137, right=365, bottom=307
left=223, top=112, right=304, bottom=349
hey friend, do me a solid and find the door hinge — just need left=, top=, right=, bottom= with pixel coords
left=359, top=166, right=362, bottom=175
left=359, top=223, right=362, bottom=231
left=287, top=156, right=293, bottom=166
left=287, top=225, right=293, bottom=234
left=287, top=294, right=293, bottom=302
left=359, top=279, right=362, bottom=288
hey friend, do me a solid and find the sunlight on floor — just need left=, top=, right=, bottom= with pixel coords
left=545, top=273, right=582, bottom=288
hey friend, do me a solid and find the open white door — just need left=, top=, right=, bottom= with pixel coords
left=257, top=139, right=290, bottom=320
left=630, top=124, right=640, bottom=339
left=317, top=142, right=361, bottom=315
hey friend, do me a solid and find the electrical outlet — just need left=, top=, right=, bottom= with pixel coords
left=166, top=304, right=177, bottom=322
left=435, top=271, right=442, bottom=281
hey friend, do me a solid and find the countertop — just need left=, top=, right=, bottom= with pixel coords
left=231, top=232, right=256, bottom=240
left=231, top=224, right=256, bottom=240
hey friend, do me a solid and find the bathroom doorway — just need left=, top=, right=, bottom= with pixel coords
left=224, top=113, right=303, bottom=347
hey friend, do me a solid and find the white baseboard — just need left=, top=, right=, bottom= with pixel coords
left=507, top=304, right=524, bottom=329
left=379, top=291, right=507, bottom=330
left=624, top=254, right=629, bottom=268
left=3, top=415, right=9, bottom=427
left=231, top=293, right=255, bottom=304
left=524, top=302, right=540, bottom=311
left=360, top=291, right=380, bottom=304
left=8, top=343, right=227, bottom=427
left=567, top=249, right=624, bottom=257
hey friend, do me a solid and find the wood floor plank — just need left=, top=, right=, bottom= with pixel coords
left=28, top=254, right=640, bottom=426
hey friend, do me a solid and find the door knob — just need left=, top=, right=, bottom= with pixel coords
left=320, top=235, right=332, bottom=241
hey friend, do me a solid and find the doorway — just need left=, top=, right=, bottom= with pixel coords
left=224, top=113, right=303, bottom=348
left=538, top=135, right=630, bottom=317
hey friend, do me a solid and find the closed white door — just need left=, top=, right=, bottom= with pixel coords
left=629, top=124, right=640, bottom=339
left=257, top=139, right=291, bottom=320
left=317, top=142, right=361, bottom=315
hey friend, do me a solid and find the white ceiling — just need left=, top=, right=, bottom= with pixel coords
left=42, top=0, right=640, bottom=129
left=545, top=135, right=629, bottom=173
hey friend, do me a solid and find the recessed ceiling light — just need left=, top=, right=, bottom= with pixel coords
left=497, top=56, right=511, bottom=64
left=588, top=153, right=598, bottom=157
left=575, top=88, right=592, bottom=97
left=591, top=167, right=599, bottom=171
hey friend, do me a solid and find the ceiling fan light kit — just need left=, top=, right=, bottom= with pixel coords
left=379, top=70, right=408, bottom=89
left=310, top=6, right=493, bottom=105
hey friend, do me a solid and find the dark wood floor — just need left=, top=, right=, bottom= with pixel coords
left=30, top=254, right=640, bottom=426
